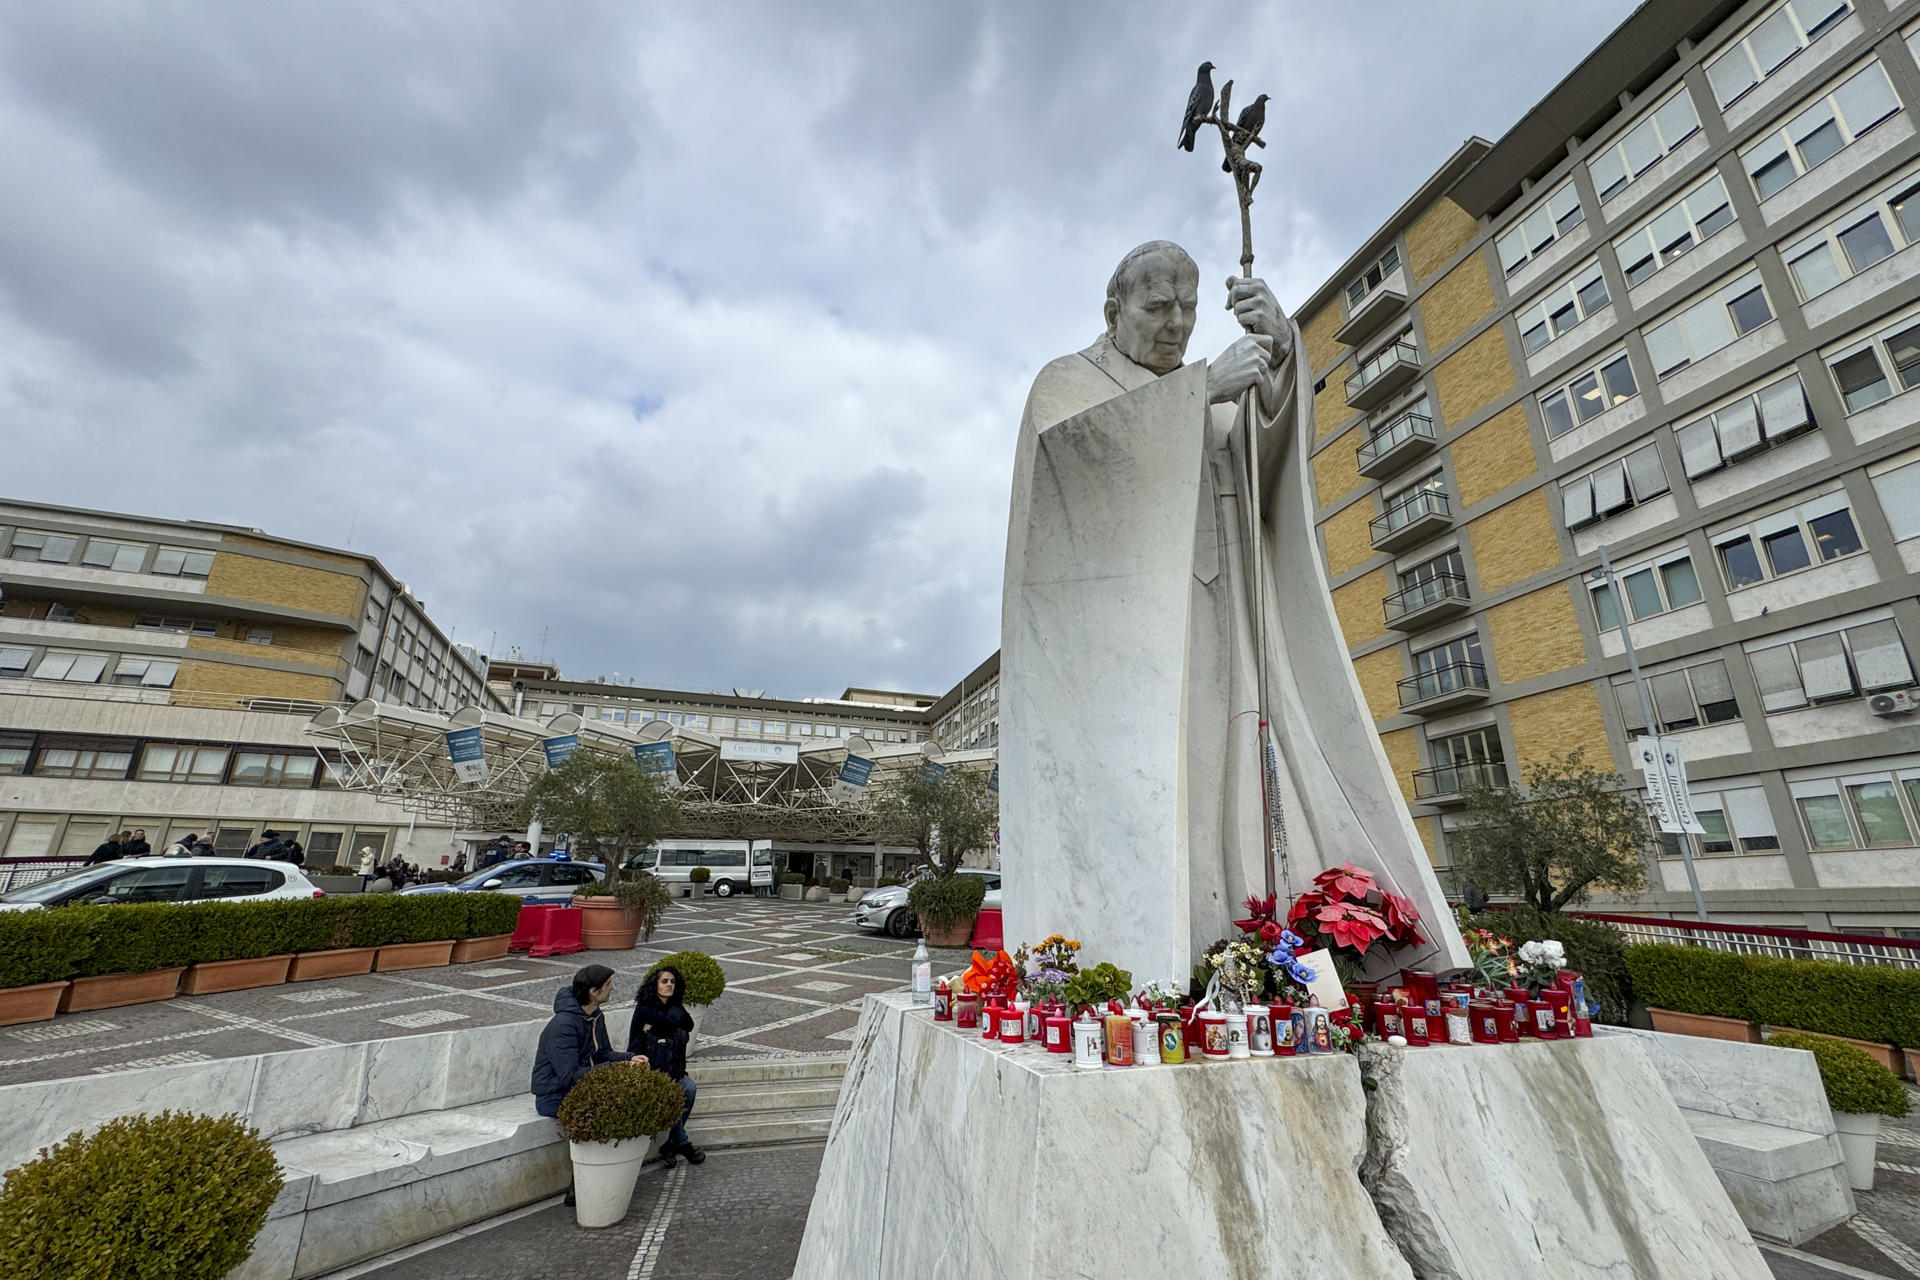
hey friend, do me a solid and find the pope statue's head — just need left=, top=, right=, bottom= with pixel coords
left=1104, top=240, right=1200, bottom=376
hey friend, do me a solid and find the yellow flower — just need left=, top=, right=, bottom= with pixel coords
left=1067, top=939, right=1081, bottom=949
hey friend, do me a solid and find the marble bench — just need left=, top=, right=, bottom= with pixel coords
left=1601, top=1027, right=1853, bottom=1245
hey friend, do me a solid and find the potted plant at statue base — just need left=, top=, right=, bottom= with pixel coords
left=572, top=874, right=671, bottom=951
left=1767, top=1030, right=1910, bottom=1190
left=557, top=1065, right=691, bottom=1227
left=908, top=870, right=987, bottom=948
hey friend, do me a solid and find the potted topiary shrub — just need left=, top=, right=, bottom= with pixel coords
left=1766, top=1030, right=1910, bottom=1190
left=374, top=894, right=466, bottom=971
left=647, top=951, right=727, bottom=1006
left=556, top=1065, right=690, bottom=1227
left=287, top=896, right=384, bottom=981
left=907, top=872, right=988, bottom=948
left=0, top=1109, right=282, bottom=1277
left=451, top=893, right=525, bottom=963
left=0, top=907, right=95, bottom=1026
left=779, top=872, right=807, bottom=902
left=572, top=873, right=672, bottom=950
left=688, top=866, right=711, bottom=898
left=179, top=901, right=300, bottom=995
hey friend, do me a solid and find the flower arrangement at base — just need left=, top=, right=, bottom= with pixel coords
left=1514, top=939, right=1566, bottom=994
left=1063, top=962, right=1133, bottom=1015
left=1137, top=980, right=1187, bottom=1013
left=1285, top=863, right=1426, bottom=983
left=1455, top=907, right=1517, bottom=990
left=1014, top=935, right=1080, bottom=1007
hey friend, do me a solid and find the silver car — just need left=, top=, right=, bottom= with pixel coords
left=852, top=868, right=1002, bottom=939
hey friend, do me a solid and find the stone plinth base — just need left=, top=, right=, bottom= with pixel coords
left=796, top=995, right=1772, bottom=1280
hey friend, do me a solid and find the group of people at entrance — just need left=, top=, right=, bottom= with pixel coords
left=532, top=963, right=704, bottom=1191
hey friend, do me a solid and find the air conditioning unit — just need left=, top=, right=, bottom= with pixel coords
left=1869, top=689, right=1918, bottom=716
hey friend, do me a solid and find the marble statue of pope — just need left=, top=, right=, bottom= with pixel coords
left=1000, top=240, right=1468, bottom=986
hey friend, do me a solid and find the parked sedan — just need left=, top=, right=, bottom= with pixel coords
left=852, top=868, right=1002, bottom=939
left=396, top=857, right=604, bottom=905
left=0, top=858, right=324, bottom=911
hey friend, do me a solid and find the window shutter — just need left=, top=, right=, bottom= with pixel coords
left=1846, top=620, right=1914, bottom=689
left=1716, top=395, right=1764, bottom=457
left=1690, top=659, right=1735, bottom=706
left=1625, top=443, right=1668, bottom=499
left=1593, top=460, right=1631, bottom=513
left=1650, top=671, right=1696, bottom=725
left=1614, top=682, right=1649, bottom=735
left=1795, top=633, right=1854, bottom=699
left=1562, top=476, right=1596, bottom=527
left=1749, top=645, right=1807, bottom=711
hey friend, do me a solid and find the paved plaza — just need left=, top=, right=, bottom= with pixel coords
left=0, top=895, right=924, bottom=1086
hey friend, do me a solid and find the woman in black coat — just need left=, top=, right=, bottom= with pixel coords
left=627, top=965, right=704, bottom=1166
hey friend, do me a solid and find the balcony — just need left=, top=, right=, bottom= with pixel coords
left=1412, top=760, right=1510, bottom=804
left=1355, top=411, right=1438, bottom=478
left=1397, top=661, right=1491, bottom=714
left=1345, top=341, right=1422, bottom=411
left=1334, top=270, right=1409, bottom=348
left=1369, top=490, right=1452, bottom=554
left=1383, top=573, right=1471, bottom=632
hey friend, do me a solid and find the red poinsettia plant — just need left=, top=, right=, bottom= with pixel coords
left=1286, top=863, right=1425, bottom=969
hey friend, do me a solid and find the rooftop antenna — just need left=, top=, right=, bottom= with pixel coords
left=538, top=626, right=549, bottom=663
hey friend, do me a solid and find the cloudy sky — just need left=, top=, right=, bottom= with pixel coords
left=0, top=2, right=1638, bottom=700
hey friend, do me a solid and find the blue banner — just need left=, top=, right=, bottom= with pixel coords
left=987, top=764, right=998, bottom=794
left=542, top=734, right=580, bottom=767
left=920, top=759, right=948, bottom=785
left=633, top=740, right=677, bottom=789
left=444, top=726, right=488, bottom=784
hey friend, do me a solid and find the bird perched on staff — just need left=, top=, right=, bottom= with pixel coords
left=1176, top=61, right=1215, bottom=152
left=1223, top=93, right=1269, bottom=172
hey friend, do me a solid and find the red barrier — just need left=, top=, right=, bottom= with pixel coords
left=530, top=906, right=585, bottom=958
left=971, top=907, right=1004, bottom=951
left=509, top=904, right=555, bottom=953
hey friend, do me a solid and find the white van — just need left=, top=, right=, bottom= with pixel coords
left=625, top=840, right=773, bottom=898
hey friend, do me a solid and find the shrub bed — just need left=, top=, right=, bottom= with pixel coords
left=1623, top=944, right=1757, bottom=1024
left=0, top=893, right=527, bottom=990
left=1626, top=943, right=1919, bottom=1047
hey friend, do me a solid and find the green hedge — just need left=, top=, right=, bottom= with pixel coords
left=1626, top=943, right=1920, bottom=1046
left=0, top=892, right=529, bottom=989
left=1465, top=908, right=1634, bottom=1025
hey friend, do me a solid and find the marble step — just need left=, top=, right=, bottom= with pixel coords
left=696, top=1080, right=844, bottom=1115
left=686, top=1104, right=835, bottom=1149
left=692, top=1055, right=848, bottom=1086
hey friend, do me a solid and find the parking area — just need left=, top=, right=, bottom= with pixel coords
left=0, top=895, right=925, bottom=1086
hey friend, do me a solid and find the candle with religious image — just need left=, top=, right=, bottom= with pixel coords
left=1269, top=1003, right=1295, bottom=1057
left=1247, top=1005, right=1274, bottom=1056
left=1157, top=1012, right=1187, bottom=1064
left=1072, top=1015, right=1104, bottom=1070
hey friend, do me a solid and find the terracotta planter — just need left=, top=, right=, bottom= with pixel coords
left=180, top=955, right=293, bottom=995
left=288, top=947, right=377, bottom=982
left=571, top=897, right=644, bottom=951
left=1646, top=1008, right=1761, bottom=1042
left=1765, top=1025, right=1902, bottom=1074
left=0, top=980, right=70, bottom=1027
left=61, top=968, right=185, bottom=1013
left=451, top=933, right=512, bottom=964
left=1904, top=1048, right=1919, bottom=1083
left=375, top=940, right=455, bottom=971
left=923, top=916, right=976, bottom=948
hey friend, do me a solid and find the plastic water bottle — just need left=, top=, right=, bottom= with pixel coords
left=911, top=938, right=932, bottom=1006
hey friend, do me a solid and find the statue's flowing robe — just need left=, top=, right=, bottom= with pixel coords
left=1001, top=328, right=1468, bottom=985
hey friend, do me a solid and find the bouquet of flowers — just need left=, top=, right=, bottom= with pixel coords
left=1014, top=935, right=1080, bottom=1006
left=1229, top=893, right=1317, bottom=992
left=1285, top=863, right=1425, bottom=982
left=1515, top=939, right=1566, bottom=993
left=1454, top=907, right=1517, bottom=989
left=1137, top=981, right=1187, bottom=1013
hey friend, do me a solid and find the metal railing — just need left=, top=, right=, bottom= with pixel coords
left=0, top=679, right=353, bottom=717
left=1356, top=412, right=1436, bottom=469
left=1413, top=760, right=1509, bottom=799
left=1398, top=661, right=1488, bottom=707
left=1383, top=573, right=1470, bottom=621
left=0, top=857, right=89, bottom=893
left=1345, top=341, right=1420, bottom=399
left=1571, top=911, right=1920, bottom=972
left=1371, top=490, right=1451, bottom=541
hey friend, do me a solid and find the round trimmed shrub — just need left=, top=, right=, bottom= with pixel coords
left=688, top=866, right=711, bottom=884
left=556, top=1064, right=688, bottom=1144
left=646, top=951, right=726, bottom=1005
left=0, top=1110, right=283, bottom=1279
left=1766, top=1031, right=1909, bottom=1117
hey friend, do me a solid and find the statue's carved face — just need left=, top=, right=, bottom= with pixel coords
left=1106, top=254, right=1198, bottom=375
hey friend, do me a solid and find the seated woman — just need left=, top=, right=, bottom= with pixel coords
left=627, top=965, right=704, bottom=1167
left=531, top=964, right=637, bottom=1119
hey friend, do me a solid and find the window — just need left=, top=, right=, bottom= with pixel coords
left=32, top=747, right=133, bottom=779
left=1429, top=727, right=1504, bottom=773
left=1615, top=659, right=1740, bottom=734
left=102, top=865, right=193, bottom=904
left=740, top=718, right=761, bottom=733
left=1643, top=271, right=1773, bottom=378
left=1496, top=181, right=1584, bottom=277
left=1560, top=442, right=1668, bottom=528
left=306, top=831, right=344, bottom=864
left=135, top=615, right=217, bottom=637
left=6, top=530, right=78, bottom=564
left=0, top=647, right=32, bottom=679
left=80, top=540, right=149, bottom=572
left=1665, top=786, right=1781, bottom=856
left=1708, top=0, right=1854, bottom=106
left=1674, top=374, right=1813, bottom=478
left=1792, top=772, right=1920, bottom=849
left=1589, top=553, right=1702, bottom=629
left=1396, top=549, right=1466, bottom=607
left=244, top=627, right=274, bottom=646
left=1588, top=88, right=1701, bottom=201
left=1741, top=61, right=1899, bottom=199
left=1786, top=171, right=1920, bottom=300
left=765, top=719, right=787, bottom=735
left=1538, top=351, right=1637, bottom=437
left=1749, top=618, right=1913, bottom=710
left=1346, top=244, right=1403, bottom=307
left=1826, top=312, right=1920, bottom=412
left=1349, top=328, right=1418, bottom=392
left=1516, top=261, right=1610, bottom=354
left=31, top=651, right=107, bottom=683
left=151, top=547, right=214, bottom=579
left=230, top=751, right=319, bottom=788
left=111, top=657, right=179, bottom=688
left=201, top=865, right=285, bottom=899
left=1714, top=493, right=1862, bottom=589
left=136, top=744, right=230, bottom=784
left=1614, top=174, right=1736, bottom=287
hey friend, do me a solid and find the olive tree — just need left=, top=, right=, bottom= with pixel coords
left=514, top=751, right=679, bottom=886
left=1448, top=749, right=1650, bottom=913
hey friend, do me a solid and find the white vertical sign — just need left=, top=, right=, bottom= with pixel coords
left=1633, top=735, right=1704, bottom=835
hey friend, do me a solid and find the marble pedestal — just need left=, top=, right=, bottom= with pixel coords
left=797, top=996, right=1774, bottom=1280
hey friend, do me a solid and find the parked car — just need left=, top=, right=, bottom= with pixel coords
left=0, top=857, right=324, bottom=911
left=852, top=868, right=1002, bottom=939
left=396, top=856, right=604, bottom=904
left=623, top=840, right=774, bottom=898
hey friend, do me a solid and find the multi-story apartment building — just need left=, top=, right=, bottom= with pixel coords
left=928, top=652, right=1000, bottom=752
left=1296, top=0, right=1920, bottom=933
left=0, top=499, right=497, bottom=871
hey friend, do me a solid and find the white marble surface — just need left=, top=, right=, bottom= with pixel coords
left=0, top=1056, right=259, bottom=1174
left=1360, top=1036, right=1773, bottom=1279
left=796, top=994, right=1413, bottom=1280
left=359, top=1031, right=451, bottom=1123
left=249, top=1042, right=368, bottom=1142
left=1599, top=1027, right=1836, bottom=1135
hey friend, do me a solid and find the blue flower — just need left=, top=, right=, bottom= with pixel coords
left=1280, top=930, right=1304, bottom=949
left=1289, top=963, right=1316, bottom=983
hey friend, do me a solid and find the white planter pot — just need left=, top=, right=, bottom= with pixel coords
left=1833, top=1111, right=1881, bottom=1191
left=570, top=1137, right=651, bottom=1228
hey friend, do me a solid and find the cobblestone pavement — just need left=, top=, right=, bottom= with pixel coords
left=346, top=1141, right=826, bottom=1280
left=1788, top=1085, right=1920, bottom=1280
left=0, top=895, right=926, bottom=1085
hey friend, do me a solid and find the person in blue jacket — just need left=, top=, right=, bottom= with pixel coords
left=531, top=964, right=635, bottom=1119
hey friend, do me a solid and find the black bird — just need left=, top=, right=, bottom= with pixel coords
left=1176, top=61, right=1215, bottom=152
left=1224, top=93, right=1269, bottom=172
